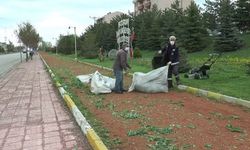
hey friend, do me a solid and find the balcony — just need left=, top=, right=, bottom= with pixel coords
left=137, top=3, right=144, bottom=11
left=144, top=0, right=151, bottom=9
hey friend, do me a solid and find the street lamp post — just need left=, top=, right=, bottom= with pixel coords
left=53, top=37, right=58, bottom=55
left=68, top=26, right=77, bottom=60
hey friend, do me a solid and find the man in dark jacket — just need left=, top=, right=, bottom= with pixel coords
left=112, top=43, right=131, bottom=93
left=161, top=36, right=180, bottom=88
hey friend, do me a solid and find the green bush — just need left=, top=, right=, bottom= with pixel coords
left=179, top=48, right=191, bottom=73
left=0, top=47, right=5, bottom=53
left=133, top=47, right=142, bottom=58
left=81, top=50, right=98, bottom=59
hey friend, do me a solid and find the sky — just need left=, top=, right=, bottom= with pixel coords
left=0, top=0, right=205, bottom=46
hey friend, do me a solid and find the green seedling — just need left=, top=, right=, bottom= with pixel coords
left=182, top=144, right=194, bottom=150
left=93, top=97, right=105, bottom=109
left=120, top=110, right=142, bottom=119
left=146, top=125, right=173, bottom=134
left=148, top=136, right=177, bottom=150
left=128, top=128, right=148, bottom=136
left=107, top=102, right=115, bottom=111
left=204, top=144, right=213, bottom=149
left=71, top=76, right=83, bottom=89
left=170, top=100, right=184, bottom=107
left=226, top=124, right=243, bottom=133
left=187, top=124, right=196, bottom=129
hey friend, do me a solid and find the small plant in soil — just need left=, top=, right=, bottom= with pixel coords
left=93, top=97, right=105, bottom=109
left=210, top=112, right=240, bottom=120
left=128, top=128, right=148, bottom=136
left=128, top=125, right=176, bottom=149
left=120, top=110, right=142, bottom=119
left=169, top=100, right=184, bottom=107
left=227, top=115, right=240, bottom=120
left=146, top=125, right=173, bottom=134
left=147, top=135, right=177, bottom=150
left=226, top=124, right=243, bottom=133
left=70, top=76, right=83, bottom=89
left=204, top=144, right=213, bottom=149
left=111, top=138, right=122, bottom=146
left=187, top=124, right=196, bottom=129
left=181, top=143, right=194, bottom=150
left=107, top=102, right=116, bottom=111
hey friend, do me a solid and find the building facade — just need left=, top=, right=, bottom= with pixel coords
left=133, top=0, right=193, bottom=15
left=97, top=11, right=124, bottom=24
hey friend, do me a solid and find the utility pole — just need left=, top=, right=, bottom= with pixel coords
left=52, top=37, right=58, bottom=55
left=68, top=26, right=77, bottom=60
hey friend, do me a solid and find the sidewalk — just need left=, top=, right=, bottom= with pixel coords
left=0, top=55, right=91, bottom=150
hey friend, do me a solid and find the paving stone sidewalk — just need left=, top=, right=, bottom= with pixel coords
left=0, top=55, right=91, bottom=150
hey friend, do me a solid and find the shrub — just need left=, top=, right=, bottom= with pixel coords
left=133, top=47, right=142, bottom=58
left=179, top=48, right=191, bottom=73
left=81, top=50, right=98, bottom=59
left=0, top=47, right=5, bottom=53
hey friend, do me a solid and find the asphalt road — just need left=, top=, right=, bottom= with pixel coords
left=0, top=52, right=25, bottom=77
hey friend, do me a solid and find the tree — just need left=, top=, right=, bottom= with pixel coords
left=182, top=1, right=208, bottom=52
left=203, top=0, right=218, bottom=32
left=15, top=22, right=40, bottom=61
left=146, top=5, right=163, bottom=50
left=81, top=29, right=98, bottom=58
left=134, top=19, right=148, bottom=50
left=95, top=22, right=116, bottom=51
left=7, top=41, right=15, bottom=52
left=15, top=22, right=40, bottom=49
left=161, top=0, right=186, bottom=47
left=0, top=47, right=5, bottom=53
left=38, top=40, right=52, bottom=52
left=214, top=0, right=242, bottom=52
left=57, top=35, right=81, bottom=55
left=234, top=0, right=250, bottom=32
left=133, top=5, right=162, bottom=50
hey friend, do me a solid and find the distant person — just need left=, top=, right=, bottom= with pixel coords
left=98, top=46, right=105, bottom=62
left=29, top=48, right=34, bottom=60
left=161, top=36, right=180, bottom=88
left=112, top=43, right=131, bottom=94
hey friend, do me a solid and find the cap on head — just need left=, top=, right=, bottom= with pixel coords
left=169, top=36, right=176, bottom=41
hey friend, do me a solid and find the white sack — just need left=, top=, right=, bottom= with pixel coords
left=128, top=65, right=169, bottom=93
left=90, top=71, right=115, bottom=94
left=76, top=74, right=93, bottom=84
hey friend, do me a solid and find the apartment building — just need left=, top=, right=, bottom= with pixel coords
left=133, top=0, right=193, bottom=15
left=97, top=11, right=124, bottom=24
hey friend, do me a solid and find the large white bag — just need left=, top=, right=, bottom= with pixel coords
left=76, top=74, right=93, bottom=84
left=128, top=65, right=169, bottom=93
left=90, top=71, right=115, bottom=94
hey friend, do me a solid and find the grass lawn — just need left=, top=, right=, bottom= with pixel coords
left=49, top=34, right=250, bottom=100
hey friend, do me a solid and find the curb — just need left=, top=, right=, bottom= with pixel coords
left=39, top=54, right=108, bottom=150
left=81, top=60, right=250, bottom=109
left=177, top=85, right=250, bottom=108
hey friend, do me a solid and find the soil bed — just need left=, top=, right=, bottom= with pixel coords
left=41, top=52, right=250, bottom=150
